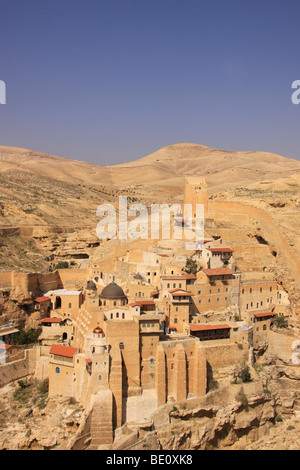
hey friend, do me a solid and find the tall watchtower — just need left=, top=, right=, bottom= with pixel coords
left=184, top=176, right=208, bottom=217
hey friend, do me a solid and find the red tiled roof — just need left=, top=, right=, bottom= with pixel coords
left=189, top=323, right=231, bottom=332
left=35, top=296, right=51, bottom=303
left=41, top=317, right=61, bottom=323
left=151, top=291, right=159, bottom=296
left=158, top=254, right=169, bottom=257
left=202, top=268, right=234, bottom=276
left=85, top=358, right=92, bottom=364
left=50, top=344, right=78, bottom=358
left=162, top=274, right=197, bottom=280
left=0, top=343, right=12, bottom=350
left=207, top=248, right=233, bottom=253
left=254, top=312, right=275, bottom=318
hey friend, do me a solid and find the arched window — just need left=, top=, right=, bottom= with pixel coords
left=55, top=367, right=60, bottom=374
left=119, top=342, right=124, bottom=350
left=122, top=313, right=125, bottom=319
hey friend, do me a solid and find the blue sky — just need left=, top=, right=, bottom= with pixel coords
left=1, top=0, right=300, bottom=164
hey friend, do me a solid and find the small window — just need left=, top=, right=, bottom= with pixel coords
left=55, top=367, right=60, bottom=374
left=98, top=375, right=102, bottom=380
left=119, top=342, right=124, bottom=350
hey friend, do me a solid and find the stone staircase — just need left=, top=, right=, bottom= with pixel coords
left=87, top=389, right=114, bottom=450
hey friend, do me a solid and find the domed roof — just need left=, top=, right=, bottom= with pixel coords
left=86, top=280, right=97, bottom=290
left=99, top=282, right=126, bottom=300
left=93, top=326, right=104, bottom=335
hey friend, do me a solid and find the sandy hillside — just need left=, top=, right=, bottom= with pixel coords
left=0, top=142, right=300, bottom=281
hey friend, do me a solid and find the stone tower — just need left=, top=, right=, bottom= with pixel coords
left=184, top=176, right=208, bottom=217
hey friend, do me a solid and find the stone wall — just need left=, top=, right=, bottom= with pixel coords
left=0, top=348, right=36, bottom=387
left=204, top=341, right=249, bottom=388
left=254, top=329, right=300, bottom=364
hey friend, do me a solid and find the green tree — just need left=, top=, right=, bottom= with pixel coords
left=14, top=328, right=41, bottom=345
left=272, top=314, right=288, bottom=329
left=54, top=261, right=69, bottom=270
left=238, top=364, right=252, bottom=383
left=184, top=258, right=198, bottom=275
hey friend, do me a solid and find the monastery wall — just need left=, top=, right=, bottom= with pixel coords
left=57, top=269, right=87, bottom=290
left=254, top=329, right=300, bottom=364
left=35, top=346, right=51, bottom=381
left=204, top=341, right=249, bottom=387
left=0, top=348, right=36, bottom=387
left=209, top=201, right=300, bottom=290
left=155, top=339, right=207, bottom=406
left=0, top=271, right=12, bottom=288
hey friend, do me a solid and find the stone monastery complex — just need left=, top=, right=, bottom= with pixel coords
left=0, top=178, right=294, bottom=448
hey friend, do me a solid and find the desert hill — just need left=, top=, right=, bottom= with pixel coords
left=1, top=143, right=300, bottom=193
left=0, top=142, right=300, bottom=291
